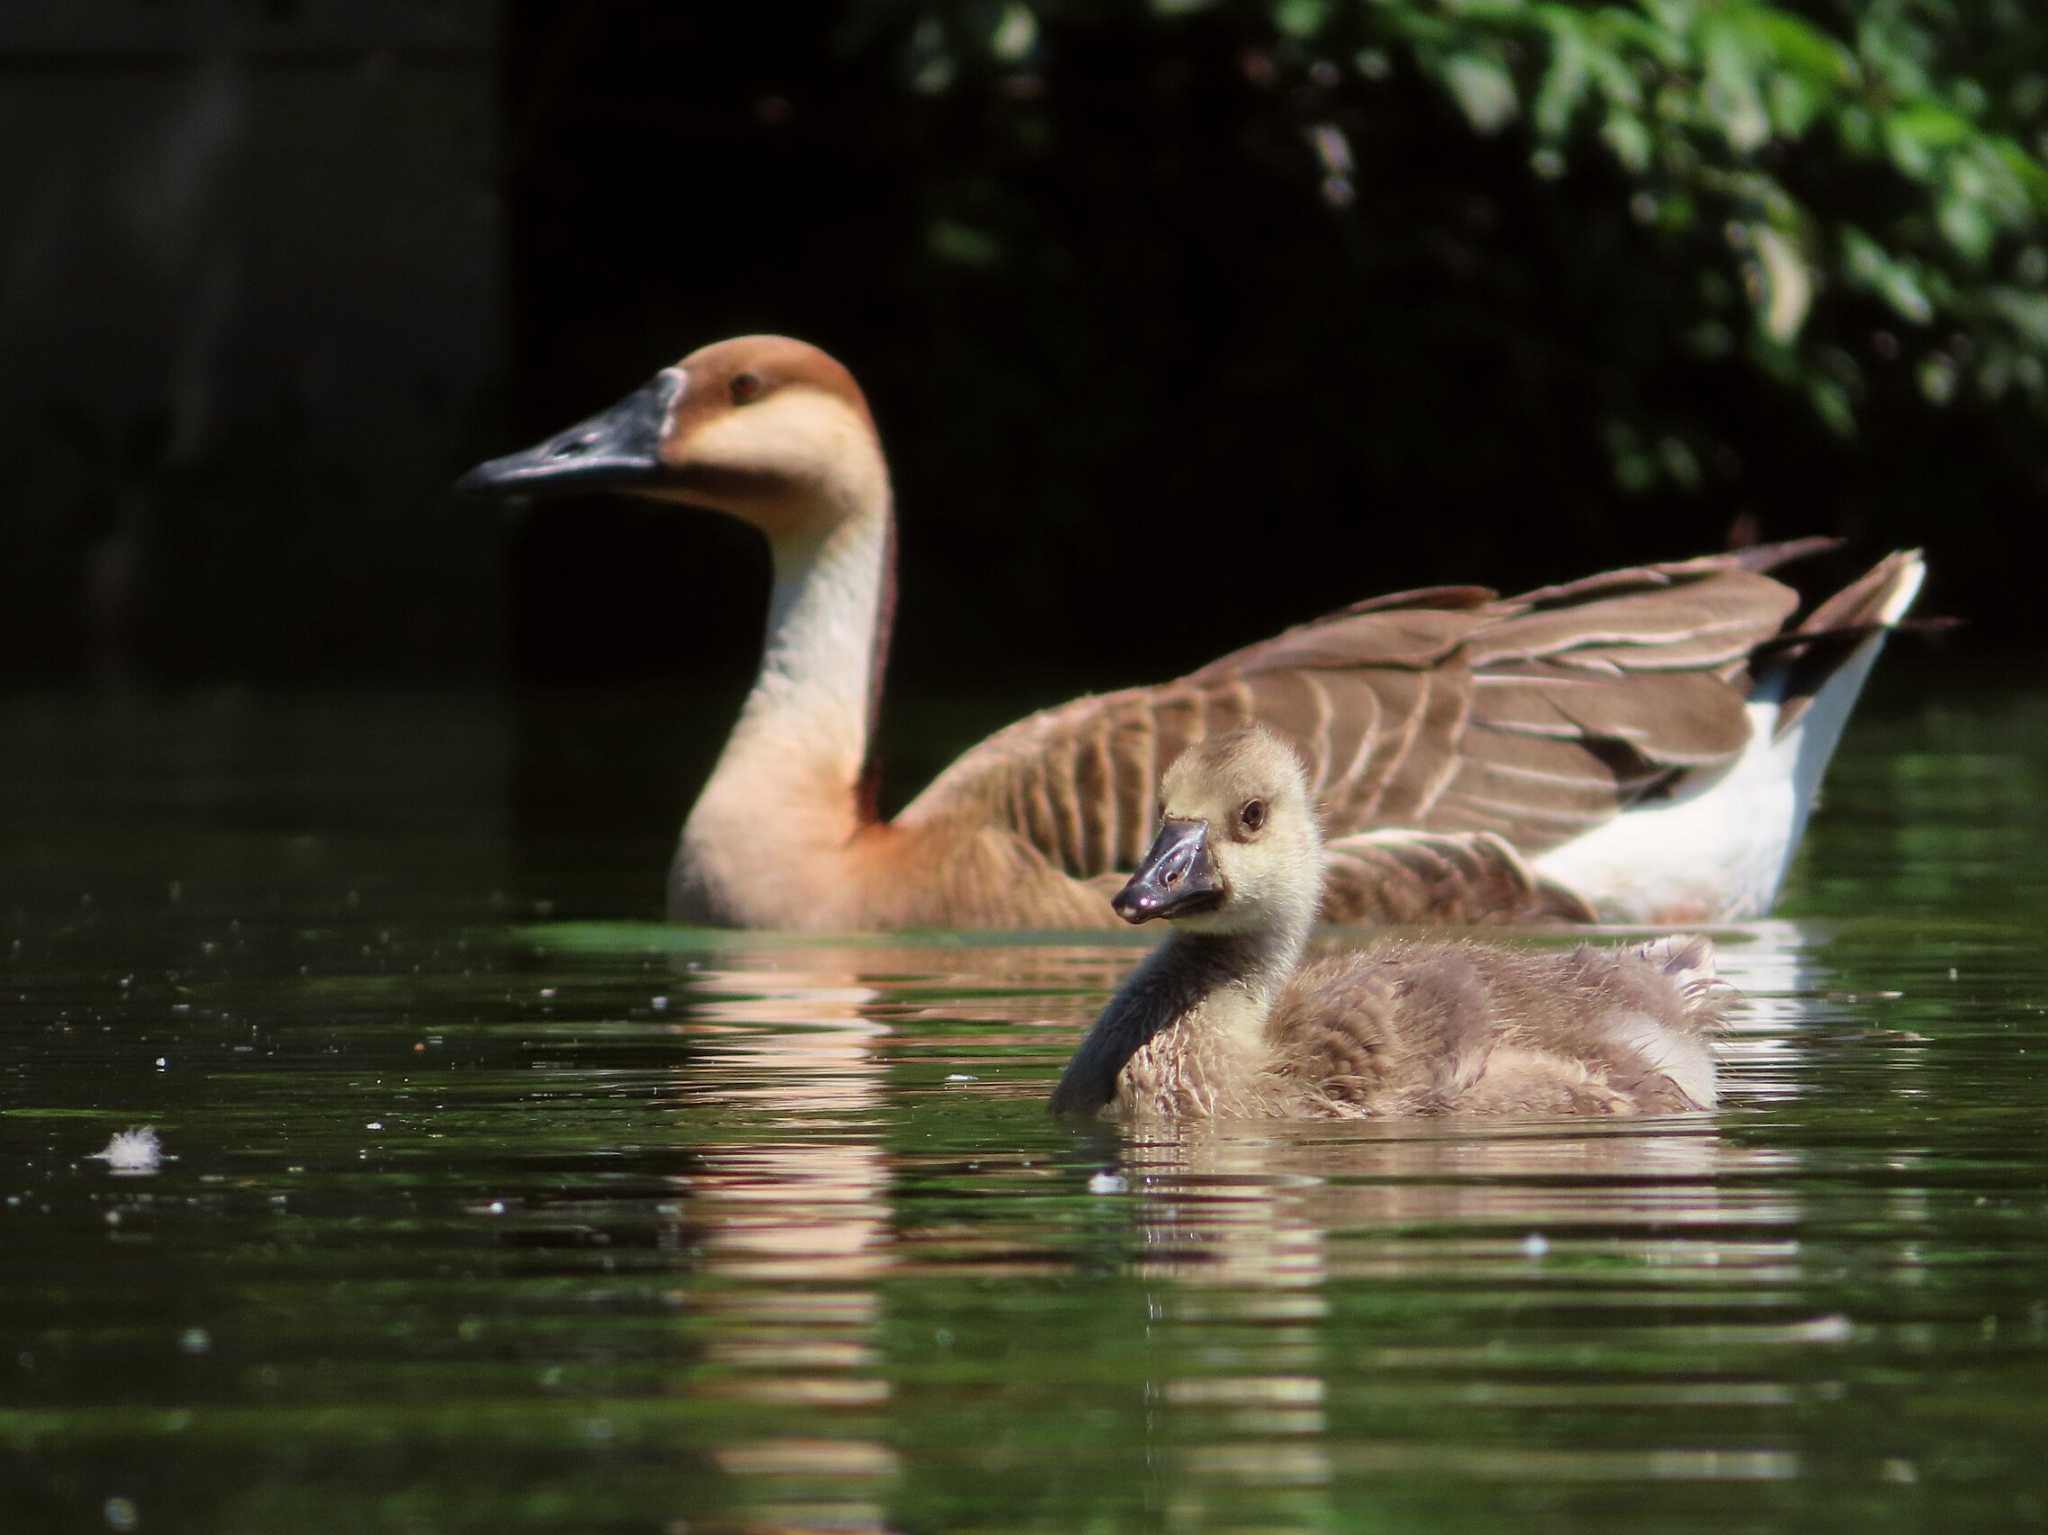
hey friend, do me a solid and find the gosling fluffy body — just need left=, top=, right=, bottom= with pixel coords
left=1052, top=728, right=1730, bottom=1121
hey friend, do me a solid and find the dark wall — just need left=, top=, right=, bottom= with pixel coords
left=0, top=1, right=501, bottom=678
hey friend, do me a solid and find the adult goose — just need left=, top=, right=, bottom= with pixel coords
left=1051, top=728, right=1730, bottom=1120
left=459, top=335, right=1924, bottom=931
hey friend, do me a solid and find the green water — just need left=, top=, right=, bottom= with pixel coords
left=6, top=679, right=2048, bottom=1532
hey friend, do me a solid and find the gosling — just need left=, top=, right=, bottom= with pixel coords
left=1050, top=727, right=1732, bottom=1120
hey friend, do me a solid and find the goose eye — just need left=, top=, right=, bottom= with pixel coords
left=730, top=371, right=763, bottom=405
left=1240, top=799, right=1266, bottom=833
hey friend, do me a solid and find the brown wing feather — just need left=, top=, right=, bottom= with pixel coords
left=1320, top=831, right=1595, bottom=925
left=1466, top=587, right=1798, bottom=672
left=896, top=546, right=1883, bottom=905
left=1762, top=548, right=1926, bottom=738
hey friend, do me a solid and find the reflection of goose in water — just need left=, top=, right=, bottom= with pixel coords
left=633, top=934, right=1825, bottom=1525
left=666, top=953, right=899, bottom=1526
left=1055, top=729, right=1732, bottom=1121
left=657, top=937, right=1157, bottom=1531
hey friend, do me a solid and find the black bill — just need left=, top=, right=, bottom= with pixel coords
left=456, top=369, right=684, bottom=498
left=1111, top=816, right=1226, bottom=923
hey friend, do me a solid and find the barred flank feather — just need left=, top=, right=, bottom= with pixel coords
left=903, top=542, right=1921, bottom=921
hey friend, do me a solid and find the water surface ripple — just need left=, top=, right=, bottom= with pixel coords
left=4, top=687, right=2047, bottom=1532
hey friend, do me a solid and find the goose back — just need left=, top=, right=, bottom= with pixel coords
left=900, top=544, right=1832, bottom=919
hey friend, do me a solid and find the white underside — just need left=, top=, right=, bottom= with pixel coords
left=1533, top=558, right=1922, bottom=923
left=1606, top=1009, right=1718, bottom=1108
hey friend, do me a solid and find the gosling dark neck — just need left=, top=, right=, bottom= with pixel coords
left=1049, top=929, right=1286, bottom=1117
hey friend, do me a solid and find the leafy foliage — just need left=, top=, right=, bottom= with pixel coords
left=863, top=0, right=2048, bottom=489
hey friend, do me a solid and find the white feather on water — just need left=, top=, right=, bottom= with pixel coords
left=87, top=1127, right=165, bottom=1174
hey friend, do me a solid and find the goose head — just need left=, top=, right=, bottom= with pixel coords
left=457, top=335, right=886, bottom=540
left=1113, top=727, right=1325, bottom=939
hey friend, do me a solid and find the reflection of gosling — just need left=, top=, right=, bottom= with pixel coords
left=1051, top=727, right=1731, bottom=1121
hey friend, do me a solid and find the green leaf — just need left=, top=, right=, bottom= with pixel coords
left=1808, top=376, right=1857, bottom=436
left=1884, top=105, right=1973, bottom=181
left=991, top=3, right=1037, bottom=62
left=1656, top=433, right=1703, bottom=490
left=927, top=218, right=1005, bottom=269
left=1601, top=110, right=1653, bottom=172
left=1836, top=103, right=1877, bottom=155
left=1918, top=353, right=1958, bottom=404
left=1990, top=138, right=2048, bottom=210
left=1532, top=20, right=1590, bottom=139
left=1749, top=223, right=1815, bottom=342
left=1766, top=71, right=1818, bottom=137
left=1585, top=7, right=1688, bottom=70
left=1701, top=22, right=1771, bottom=153
left=1841, top=228, right=1934, bottom=324
left=1740, top=9, right=1856, bottom=91
left=1938, top=195, right=1996, bottom=263
left=1443, top=51, right=1520, bottom=133
left=1274, top=0, right=1328, bottom=40
left=1985, top=286, right=2048, bottom=349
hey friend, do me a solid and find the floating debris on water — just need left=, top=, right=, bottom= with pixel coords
left=87, top=1128, right=164, bottom=1175
left=1087, top=1171, right=1128, bottom=1195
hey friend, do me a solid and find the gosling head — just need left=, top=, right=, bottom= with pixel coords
left=457, top=335, right=885, bottom=540
left=1113, top=726, right=1325, bottom=939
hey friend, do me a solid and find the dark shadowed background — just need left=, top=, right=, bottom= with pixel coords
left=4, top=2, right=2041, bottom=704
left=14, top=16, right=2048, bottom=1529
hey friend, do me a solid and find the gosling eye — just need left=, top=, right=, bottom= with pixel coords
left=1239, top=799, right=1267, bottom=834
left=729, top=371, right=764, bottom=405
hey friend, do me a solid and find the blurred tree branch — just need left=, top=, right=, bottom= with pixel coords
left=855, top=0, right=2048, bottom=490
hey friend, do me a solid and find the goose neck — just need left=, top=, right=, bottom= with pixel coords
left=673, top=492, right=897, bottom=926
left=731, top=493, right=896, bottom=777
